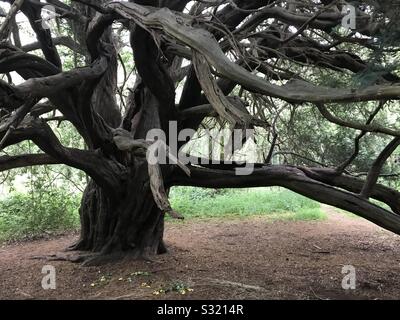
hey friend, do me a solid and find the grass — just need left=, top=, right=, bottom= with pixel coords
left=170, top=187, right=326, bottom=222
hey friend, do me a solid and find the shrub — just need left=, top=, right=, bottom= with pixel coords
left=0, top=190, right=80, bottom=242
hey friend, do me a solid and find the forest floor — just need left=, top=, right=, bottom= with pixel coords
left=1, top=205, right=400, bottom=300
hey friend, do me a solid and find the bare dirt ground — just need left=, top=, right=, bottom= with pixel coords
left=1, top=205, right=400, bottom=300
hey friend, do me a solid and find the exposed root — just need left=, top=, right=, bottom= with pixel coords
left=81, top=252, right=128, bottom=266
left=79, top=249, right=161, bottom=266
left=64, top=239, right=88, bottom=252
left=30, top=252, right=95, bottom=263
left=31, top=246, right=165, bottom=266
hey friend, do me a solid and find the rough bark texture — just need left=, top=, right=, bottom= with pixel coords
left=74, top=163, right=166, bottom=259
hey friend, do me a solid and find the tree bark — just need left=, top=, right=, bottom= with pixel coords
left=72, top=161, right=167, bottom=260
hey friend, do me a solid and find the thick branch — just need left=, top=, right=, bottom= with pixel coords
left=0, top=153, right=59, bottom=171
left=2, top=117, right=125, bottom=196
left=0, top=54, right=108, bottom=110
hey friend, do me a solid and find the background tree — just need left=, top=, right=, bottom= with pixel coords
left=0, top=0, right=400, bottom=264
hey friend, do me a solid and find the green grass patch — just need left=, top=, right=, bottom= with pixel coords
left=290, top=208, right=327, bottom=221
left=170, top=187, right=326, bottom=221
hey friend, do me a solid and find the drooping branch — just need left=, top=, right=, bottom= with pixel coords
left=170, top=164, right=400, bottom=235
left=177, top=0, right=268, bottom=116
left=298, top=167, right=400, bottom=215
left=149, top=162, right=184, bottom=220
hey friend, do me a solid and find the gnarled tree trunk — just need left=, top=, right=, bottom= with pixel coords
left=60, top=0, right=172, bottom=262
left=73, top=162, right=167, bottom=260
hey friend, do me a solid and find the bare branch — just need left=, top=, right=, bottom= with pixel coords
left=360, top=137, right=400, bottom=199
left=316, top=103, right=400, bottom=137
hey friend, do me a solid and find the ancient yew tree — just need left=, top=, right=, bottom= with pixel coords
left=1, top=0, right=400, bottom=263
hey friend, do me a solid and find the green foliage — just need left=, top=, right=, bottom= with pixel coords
left=270, top=101, right=400, bottom=177
left=0, top=189, right=80, bottom=242
left=170, top=187, right=325, bottom=221
left=171, top=187, right=229, bottom=201
left=289, top=208, right=326, bottom=221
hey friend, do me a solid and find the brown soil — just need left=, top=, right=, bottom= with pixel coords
left=1, top=205, right=400, bottom=300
